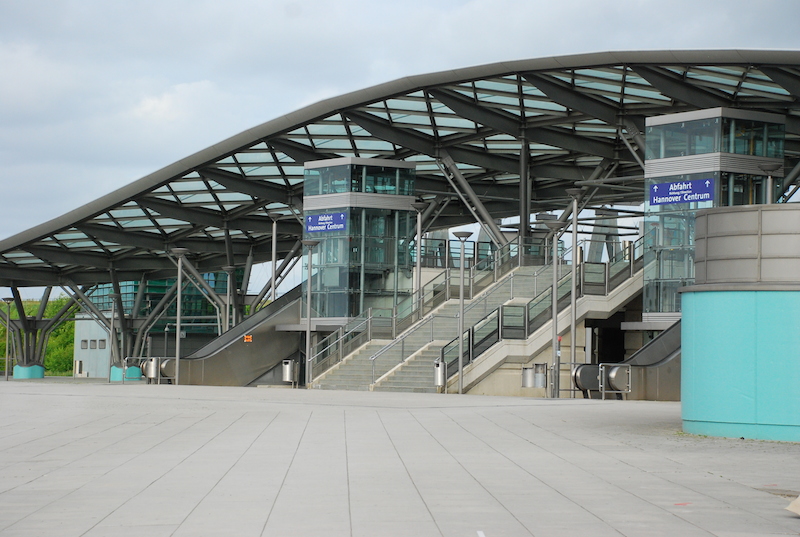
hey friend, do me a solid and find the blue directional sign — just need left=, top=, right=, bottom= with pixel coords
left=306, top=212, right=347, bottom=233
left=650, top=177, right=715, bottom=206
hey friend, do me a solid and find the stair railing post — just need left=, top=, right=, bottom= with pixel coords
left=338, top=327, right=343, bottom=365
left=629, top=241, right=635, bottom=278
left=492, top=244, right=500, bottom=283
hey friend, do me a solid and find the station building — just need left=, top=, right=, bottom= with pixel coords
left=1, top=50, right=799, bottom=440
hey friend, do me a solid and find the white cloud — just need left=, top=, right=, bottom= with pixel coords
left=1, top=0, right=798, bottom=246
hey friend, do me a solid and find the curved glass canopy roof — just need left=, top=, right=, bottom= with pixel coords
left=1, top=50, right=799, bottom=287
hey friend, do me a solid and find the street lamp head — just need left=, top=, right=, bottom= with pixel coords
left=170, top=247, right=190, bottom=258
left=453, top=231, right=473, bottom=241
left=411, top=201, right=428, bottom=212
left=565, top=188, right=583, bottom=199
left=542, top=220, right=565, bottom=231
left=758, top=163, right=781, bottom=174
left=107, top=292, right=120, bottom=299
left=2, top=297, right=13, bottom=305
left=301, top=239, right=320, bottom=248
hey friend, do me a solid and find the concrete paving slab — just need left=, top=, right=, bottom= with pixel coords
left=0, top=380, right=798, bottom=536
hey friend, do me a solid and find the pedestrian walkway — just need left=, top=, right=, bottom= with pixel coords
left=0, top=380, right=797, bottom=536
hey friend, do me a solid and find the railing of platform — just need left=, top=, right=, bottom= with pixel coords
left=367, top=253, right=555, bottom=385
left=441, top=236, right=645, bottom=381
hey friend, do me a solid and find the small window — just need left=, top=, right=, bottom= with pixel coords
left=80, top=340, right=88, bottom=349
left=90, top=340, right=97, bottom=349
left=98, top=339, right=106, bottom=349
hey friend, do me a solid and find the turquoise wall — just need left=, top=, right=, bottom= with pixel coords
left=13, top=364, right=45, bottom=379
left=682, top=290, right=800, bottom=441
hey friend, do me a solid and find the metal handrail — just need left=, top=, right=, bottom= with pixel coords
left=310, top=268, right=452, bottom=381
left=367, top=253, right=546, bottom=382
left=441, top=236, right=645, bottom=379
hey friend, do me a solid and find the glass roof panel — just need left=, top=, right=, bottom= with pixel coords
left=213, top=192, right=254, bottom=202
left=53, top=232, right=89, bottom=240
left=115, top=219, right=156, bottom=228
left=306, top=123, right=347, bottom=135
left=384, top=98, right=428, bottom=112
left=169, top=180, right=208, bottom=192
left=235, top=152, right=275, bottom=164
left=107, top=208, right=147, bottom=218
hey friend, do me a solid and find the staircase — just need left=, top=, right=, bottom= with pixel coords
left=314, top=264, right=555, bottom=391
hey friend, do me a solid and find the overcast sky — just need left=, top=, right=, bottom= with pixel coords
left=1, top=0, right=799, bottom=296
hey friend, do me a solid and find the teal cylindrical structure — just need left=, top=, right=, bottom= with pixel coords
left=682, top=290, right=800, bottom=441
left=13, top=364, right=45, bottom=379
left=682, top=205, right=800, bottom=441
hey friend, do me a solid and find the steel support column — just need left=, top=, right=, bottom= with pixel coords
left=438, top=150, right=508, bottom=247
left=519, top=137, right=529, bottom=239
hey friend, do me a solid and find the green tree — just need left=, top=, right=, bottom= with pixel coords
left=0, top=297, right=76, bottom=375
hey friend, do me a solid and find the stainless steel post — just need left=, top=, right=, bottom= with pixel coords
left=412, top=202, right=427, bottom=315
left=3, top=298, right=12, bottom=381
left=107, top=292, right=118, bottom=383
left=566, top=189, right=582, bottom=398
left=301, top=240, right=320, bottom=387
left=543, top=221, right=563, bottom=398
left=171, top=248, right=189, bottom=385
left=270, top=213, right=279, bottom=302
left=454, top=231, right=472, bottom=394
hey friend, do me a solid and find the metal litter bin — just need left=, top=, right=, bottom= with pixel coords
left=142, top=358, right=159, bottom=381
left=522, top=363, right=547, bottom=388
left=522, top=366, right=535, bottom=388
left=434, top=360, right=446, bottom=387
left=282, top=360, right=294, bottom=383
left=533, top=363, right=547, bottom=388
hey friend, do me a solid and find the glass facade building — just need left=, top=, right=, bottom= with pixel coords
left=303, top=158, right=417, bottom=319
left=643, top=108, right=785, bottom=318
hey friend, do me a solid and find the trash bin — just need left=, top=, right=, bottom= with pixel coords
left=282, top=360, right=294, bottom=383
left=434, top=360, right=446, bottom=387
left=142, top=358, right=158, bottom=380
left=522, top=363, right=547, bottom=388
left=533, top=363, right=547, bottom=388
left=522, top=366, right=535, bottom=388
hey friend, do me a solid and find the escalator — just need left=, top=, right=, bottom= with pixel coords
left=181, top=284, right=302, bottom=386
left=574, top=320, right=681, bottom=401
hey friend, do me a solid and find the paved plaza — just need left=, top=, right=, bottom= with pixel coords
left=0, top=380, right=798, bottom=536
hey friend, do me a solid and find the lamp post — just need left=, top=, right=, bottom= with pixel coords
left=268, top=212, right=281, bottom=303
left=171, top=247, right=189, bottom=385
left=301, top=239, right=320, bottom=388
left=107, top=292, right=120, bottom=384
left=222, top=265, right=235, bottom=331
left=412, top=202, right=428, bottom=315
left=758, top=163, right=781, bottom=204
left=3, top=297, right=13, bottom=381
left=453, top=231, right=473, bottom=394
left=565, top=188, right=583, bottom=398
left=543, top=220, right=565, bottom=398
